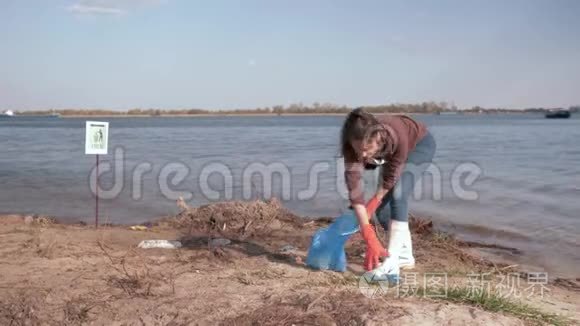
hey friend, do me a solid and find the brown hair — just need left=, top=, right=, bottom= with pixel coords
left=340, top=108, right=387, bottom=162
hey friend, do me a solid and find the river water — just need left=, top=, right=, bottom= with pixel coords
left=1, top=114, right=578, bottom=277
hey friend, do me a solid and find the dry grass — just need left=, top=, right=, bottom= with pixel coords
left=303, top=271, right=361, bottom=288
left=0, top=291, right=45, bottom=326
left=223, top=289, right=407, bottom=326
left=62, top=296, right=102, bottom=325
left=37, top=237, right=57, bottom=259
left=32, top=215, right=55, bottom=227
left=22, top=223, right=58, bottom=259
left=97, top=241, right=156, bottom=297
left=169, top=198, right=304, bottom=240
left=96, top=240, right=192, bottom=298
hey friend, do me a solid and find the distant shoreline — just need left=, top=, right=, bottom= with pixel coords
left=5, top=111, right=564, bottom=120
left=60, top=113, right=349, bottom=118
left=8, top=102, right=577, bottom=119
left=55, top=112, right=515, bottom=118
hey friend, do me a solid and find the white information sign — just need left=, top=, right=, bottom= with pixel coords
left=85, top=121, right=109, bottom=155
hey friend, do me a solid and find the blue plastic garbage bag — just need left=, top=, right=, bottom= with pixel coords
left=306, top=212, right=360, bottom=272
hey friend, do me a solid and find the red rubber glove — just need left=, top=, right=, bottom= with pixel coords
left=365, top=196, right=381, bottom=217
left=360, top=224, right=388, bottom=271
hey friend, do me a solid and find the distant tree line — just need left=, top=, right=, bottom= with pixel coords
left=9, top=102, right=579, bottom=116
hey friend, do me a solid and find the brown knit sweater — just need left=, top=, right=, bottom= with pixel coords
left=344, top=114, right=427, bottom=205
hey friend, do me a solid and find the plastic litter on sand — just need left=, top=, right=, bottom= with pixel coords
left=137, top=240, right=182, bottom=249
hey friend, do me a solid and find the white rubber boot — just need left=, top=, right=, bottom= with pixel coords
left=366, top=220, right=407, bottom=282
left=399, top=226, right=415, bottom=270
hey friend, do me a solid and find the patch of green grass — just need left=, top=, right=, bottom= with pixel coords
left=422, top=286, right=571, bottom=326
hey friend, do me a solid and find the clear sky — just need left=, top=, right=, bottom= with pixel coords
left=1, top=0, right=579, bottom=110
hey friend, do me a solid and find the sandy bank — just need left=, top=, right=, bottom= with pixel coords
left=0, top=200, right=578, bottom=325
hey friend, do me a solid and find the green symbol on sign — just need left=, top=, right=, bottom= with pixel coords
left=91, top=127, right=105, bottom=149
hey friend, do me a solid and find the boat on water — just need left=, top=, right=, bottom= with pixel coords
left=0, top=110, right=61, bottom=119
left=0, top=110, right=14, bottom=118
left=545, top=109, right=571, bottom=119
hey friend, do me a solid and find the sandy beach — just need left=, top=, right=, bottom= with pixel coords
left=0, top=199, right=578, bottom=325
